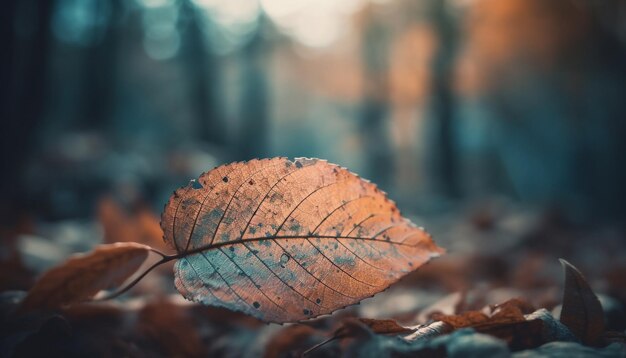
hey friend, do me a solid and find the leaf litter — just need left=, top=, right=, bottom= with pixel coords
left=1, top=158, right=625, bottom=357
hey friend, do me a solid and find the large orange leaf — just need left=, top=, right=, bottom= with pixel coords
left=161, top=157, right=444, bottom=323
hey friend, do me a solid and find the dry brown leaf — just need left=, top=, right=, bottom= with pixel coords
left=489, top=298, right=533, bottom=323
left=98, top=196, right=167, bottom=250
left=137, top=300, right=206, bottom=357
left=18, top=243, right=151, bottom=313
left=264, top=324, right=319, bottom=358
left=559, top=259, right=605, bottom=346
left=343, top=318, right=416, bottom=336
left=525, top=308, right=579, bottom=343
left=303, top=317, right=415, bottom=356
left=427, top=298, right=544, bottom=350
left=431, top=310, right=489, bottom=328
left=161, top=157, right=444, bottom=323
left=417, top=291, right=465, bottom=323
left=431, top=297, right=531, bottom=330
left=473, top=319, right=544, bottom=350
left=404, top=321, right=453, bottom=342
left=491, top=298, right=535, bottom=315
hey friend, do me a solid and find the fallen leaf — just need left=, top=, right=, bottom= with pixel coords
left=493, top=297, right=535, bottom=312
left=490, top=298, right=533, bottom=321
left=558, top=259, right=605, bottom=346
left=161, top=157, right=444, bottom=323
left=137, top=299, right=206, bottom=357
left=18, top=243, right=151, bottom=313
left=525, top=308, right=578, bottom=343
left=61, top=301, right=127, bottom=328
left=431, top=310, right=490, bottom=328
left=425, top=298, right=546, bottom=350
left=264, top=324, right=319, bottom=358
left=416, top=291, right=465, bottom=323
left=338, top=318, right=416, bottom=337
left=98, top=196, right=167, bottom=250
left=431, top=298, right=529, bottom=329
left=474, top=319, right=544, bottom=350
left=404, top=321, right=454, bottom=342
left=303, top=317, right=415, bottom=356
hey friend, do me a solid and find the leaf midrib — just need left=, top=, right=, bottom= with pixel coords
left=171, top=233, right=422, bottom=260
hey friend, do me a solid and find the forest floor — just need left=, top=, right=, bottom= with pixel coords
left=1, top=197, right=625, bottom=357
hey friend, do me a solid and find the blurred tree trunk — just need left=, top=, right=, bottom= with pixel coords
left=359, top=10, right=392, bottom=190
left=0, top=0, right=55, bottom=224
left=0, top=0, right=17, bottom=116
left=80, top=0, right=121, bottom=130
left=430, top=0, right=459, bottom=198
left=238, top=16, right=269, bottom=160
left=179, top=0, right=224, bottom=145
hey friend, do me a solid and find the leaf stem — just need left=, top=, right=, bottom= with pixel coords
left=302, top=336, right=338, bottom=357
left=96, top=249, right=178, bottom=301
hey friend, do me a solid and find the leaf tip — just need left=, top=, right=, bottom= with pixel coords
left=559, top=258, right=581, bottom=275
left=558, top=257, right=606, bottom=346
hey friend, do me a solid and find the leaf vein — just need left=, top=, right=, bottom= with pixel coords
left=182, top=257, right=219, bottom=302
left=238, top=163, right=308, bottom=240
left=209, top=161, right=285, bottom=247
left=217, top=247, right=288, bottom=315
left=196, top=251, right=252, bottom=310
left=185, top=167, right=239, bottom=252
left=172, top=186, right=193, bottom=252
left=270, top=239, right=358, bottom=299
left=240, top=241, right=331, bottom=309
left=310, top=196, right=386, bottom=272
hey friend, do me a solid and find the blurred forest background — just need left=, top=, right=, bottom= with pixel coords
left=2, top=0, right=626, bottom=225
